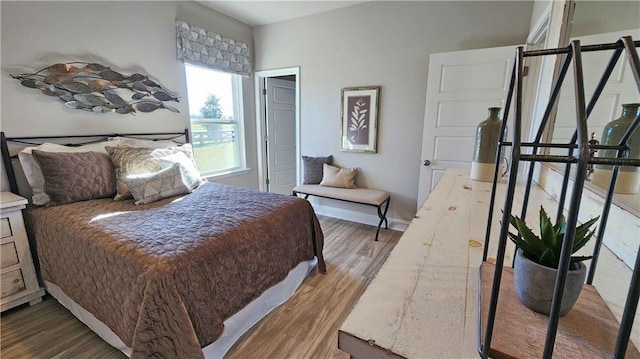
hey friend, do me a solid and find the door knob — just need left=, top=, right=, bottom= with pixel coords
left=423, top=160, right=431, bottom=167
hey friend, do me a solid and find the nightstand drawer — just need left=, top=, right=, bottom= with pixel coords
left=0, top=217, right=12, bottom=238
left=1, top=242, right=19, bottom=268
left=1, top=269, right=26, bottom=298
left=0, top=192, right=44, bottom=311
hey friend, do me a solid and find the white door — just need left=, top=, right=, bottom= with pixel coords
left=417, top=45, right=520, bottom=209
left=265, top=77, right=297, bottom=195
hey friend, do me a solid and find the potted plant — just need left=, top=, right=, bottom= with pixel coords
left=508, top=206, right=599, bottom=316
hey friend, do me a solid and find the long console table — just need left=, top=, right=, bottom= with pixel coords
left=338, top=168, right=639, bottom=358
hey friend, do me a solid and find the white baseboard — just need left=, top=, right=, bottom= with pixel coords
left=310, top=203, right=410, bottom=232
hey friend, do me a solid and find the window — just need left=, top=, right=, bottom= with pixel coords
left=184, top=64, right=245, bottom=176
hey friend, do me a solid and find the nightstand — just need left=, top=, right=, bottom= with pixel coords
left=1, top=192, right=45, bottom=311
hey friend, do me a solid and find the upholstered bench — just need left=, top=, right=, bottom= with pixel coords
left=292, top=184, right=390, bottom=241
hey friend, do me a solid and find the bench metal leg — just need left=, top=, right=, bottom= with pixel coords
left=294, top=190, right=390, bottom=242
left=292, top=191, right=309, bottom=200
left=375, top=197, right=390, bottom=241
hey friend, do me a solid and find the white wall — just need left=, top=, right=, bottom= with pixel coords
left=0, top=1, right=258, bottom=190
left=253, top=1, right=534, bottom=223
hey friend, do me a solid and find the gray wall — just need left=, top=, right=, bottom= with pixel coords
left=529, top=0, right=551, bottom=35
left=571, top=1, right=640, bottom=37
left=1, top=1, right=258, bottom=190
left=253, top=1, right=534, bottom=222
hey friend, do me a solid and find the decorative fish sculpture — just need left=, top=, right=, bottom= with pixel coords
left=103, top=91, right=127, bottom=108
left=74, top=93, right=108, bottom=107
left=10, top=61, right=180, bottom=115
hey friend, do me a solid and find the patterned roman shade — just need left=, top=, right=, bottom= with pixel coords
left=176, top=21, right=252, bottom=77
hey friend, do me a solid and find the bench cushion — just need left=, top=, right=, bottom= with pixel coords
left=293, top=184, right=389, bottom=206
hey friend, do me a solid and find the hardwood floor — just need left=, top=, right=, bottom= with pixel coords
left=0, top=216, right=402, bottom=359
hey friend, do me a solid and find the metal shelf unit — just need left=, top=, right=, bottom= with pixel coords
left=479, top=37, right=640, bottom=358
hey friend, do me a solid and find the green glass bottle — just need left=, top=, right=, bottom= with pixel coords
left=593, top=103, right=640, bottom=194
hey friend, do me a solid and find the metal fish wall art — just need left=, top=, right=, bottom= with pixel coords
left=11, top=62, right=180, bottom=114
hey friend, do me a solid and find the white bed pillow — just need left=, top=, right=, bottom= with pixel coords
left=117, top=138, right=179, bottom=149
left=18, top=139, right=122, bottom=206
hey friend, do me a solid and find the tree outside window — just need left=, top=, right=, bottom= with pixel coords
left=200, top=94, right=223, bottom=119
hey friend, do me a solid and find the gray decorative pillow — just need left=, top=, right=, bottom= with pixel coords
left=122, top=163, right=192, bottom=205
left=106, top=145, right=201, bottom=200
left=31, top=150, right=116, bottom=206
left=302, top=155, right=333, bottom=184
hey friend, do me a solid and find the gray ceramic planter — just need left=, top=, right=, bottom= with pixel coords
left=513, top=249, right=586, bottom=316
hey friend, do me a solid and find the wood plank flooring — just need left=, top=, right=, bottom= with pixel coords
left=0, top=216, right=402, bottom=359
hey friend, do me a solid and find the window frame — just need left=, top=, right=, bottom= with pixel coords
left=184, top=64, right=247, bottom=178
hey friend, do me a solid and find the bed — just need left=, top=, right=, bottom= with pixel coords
left=0, top=130, right=326, bottom=358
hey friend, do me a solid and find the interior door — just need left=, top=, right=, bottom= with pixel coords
left=417, top=45, right=520, bottom=210
left=265, top=77, right=297, bottom=195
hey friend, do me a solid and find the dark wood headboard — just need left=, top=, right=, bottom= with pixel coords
left=0, top=129, right=190, bottom=195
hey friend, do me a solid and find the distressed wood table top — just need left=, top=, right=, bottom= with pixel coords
left=338, top=168, right=639, bottom=359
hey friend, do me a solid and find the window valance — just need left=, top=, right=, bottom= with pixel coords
left=176, top=21, right=252, bottom=77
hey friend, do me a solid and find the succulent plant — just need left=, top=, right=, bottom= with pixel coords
left=508, top=206, right=599, bottom=269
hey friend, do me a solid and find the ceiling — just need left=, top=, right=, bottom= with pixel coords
left=197, top=1, right=366, bottom=27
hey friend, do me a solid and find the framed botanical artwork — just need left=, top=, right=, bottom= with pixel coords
left=340, top=86, right=380, bottom=153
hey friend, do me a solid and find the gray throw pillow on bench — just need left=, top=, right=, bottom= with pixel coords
left=302, top=155, right=333, bottom=184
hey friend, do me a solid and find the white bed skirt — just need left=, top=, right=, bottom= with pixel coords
left=45, top=257, right=318, bottom=358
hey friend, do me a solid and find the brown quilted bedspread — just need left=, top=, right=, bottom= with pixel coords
left=24, top=182, right=325, bottom=358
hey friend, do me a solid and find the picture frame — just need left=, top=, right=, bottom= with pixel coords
left=340, top=86, right=380, bottom=153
